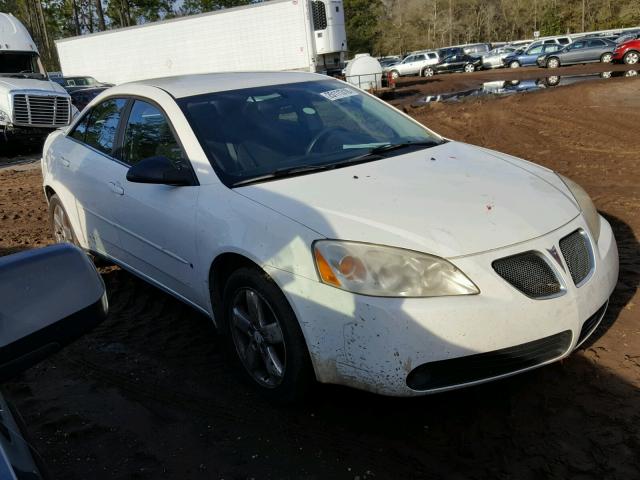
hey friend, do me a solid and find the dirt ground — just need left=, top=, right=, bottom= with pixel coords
left=1, top=66, right=639, bottom=479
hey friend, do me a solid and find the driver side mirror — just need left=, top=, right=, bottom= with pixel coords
left=0, top=244, right=108, bottom=381
left=126, top=156, right=195, bottom=186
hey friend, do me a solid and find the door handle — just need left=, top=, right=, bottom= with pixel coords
left=60, top=157, right=70, bottom=167
left=108, top=181, right=124, bottom=196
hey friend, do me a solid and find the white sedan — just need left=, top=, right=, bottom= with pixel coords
left=41, top=72, right=618, bottom=402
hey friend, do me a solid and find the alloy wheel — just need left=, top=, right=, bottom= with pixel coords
left=601, top=53, right=613, bottom=63
left=624, top=51, right=639, bottom=65
left=548, top=58, right=559, bottom=68
left=464, top=64, right=475, bottom=73
left=424, top=67, right=434, bottom=77
left=230, top=288, right=286, bottom=388
left=53, top=204, right=74, bottom=243
left=510, top=61, right=519, bottom=68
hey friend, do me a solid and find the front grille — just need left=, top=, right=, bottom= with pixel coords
left=560, top=229, right=593, bottom=286
left=493, top=252, right=561, bottom=298
left=577, top=302, right=608, bottom=347
left=406, top=330, right=572, bottom=390
left=12, top=94, right=71, bottom=127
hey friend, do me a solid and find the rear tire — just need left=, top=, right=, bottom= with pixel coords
left=547, top=57, right=560, bottom=69
left=390, top=70, right=400, bottom=80
left=509, top=61, right=520, bottom=68
left=623, top=51, right=639, bottom=65
left=48, top=194, right=77, bottom=245
left=600, top=53, right=613, bottom=63
left=422, top=67, right=434, bottom=77
left=464, top=63, right=475, bottom=73
left=222, top=267, right=314, bottom=404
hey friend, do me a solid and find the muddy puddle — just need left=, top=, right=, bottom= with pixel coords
left=413, top=69, right=639, bottom=105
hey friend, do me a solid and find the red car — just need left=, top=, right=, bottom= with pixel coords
left=612, top=39, right=640, bottom=65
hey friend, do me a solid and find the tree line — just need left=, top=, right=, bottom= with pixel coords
left=346, top=0, right=640, bottom=55
left=1, top=0, right=639, bottom=70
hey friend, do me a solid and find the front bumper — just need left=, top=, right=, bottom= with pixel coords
left=267, top=213, right=618, bottom=396
left=612, top=51, right=625, bottom=62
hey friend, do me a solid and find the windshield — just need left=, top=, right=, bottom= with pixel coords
left=179, top=80, right=442, bottom=186
left=0, top=51, right=46, bottom=79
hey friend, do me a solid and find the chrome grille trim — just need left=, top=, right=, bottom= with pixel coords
left=492, top=251, right=565, bottom=300
left=11, top=93, right=71, bottom=127
left=559, top=229, right=594, bottom=287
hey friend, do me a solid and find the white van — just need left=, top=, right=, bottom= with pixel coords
left=0, top=13, right=72, bottom=143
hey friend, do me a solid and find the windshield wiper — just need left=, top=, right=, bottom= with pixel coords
left=231, top=140, right=444, bottom=187
left=232, top=164, right=340, bottom=187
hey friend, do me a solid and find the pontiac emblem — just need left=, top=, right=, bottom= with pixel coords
left=547, top=246, right=565, bottom=271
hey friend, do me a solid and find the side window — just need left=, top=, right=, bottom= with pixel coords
left=544, top=45, right=560, bottom=52
left=83, top=98, right=127, bottom=155
left=528, top=46, right=543, bottom=55
left=587, top=39, right=605, bottom=47
left=404, top=55, right=415, bottom=63
left=571, top=41, right=586, bottom=50
left=69, top=113, right=92, bottom=142
left=428, top=53, right=437, bottom=59
left=121, top=100, right=183, bottom=166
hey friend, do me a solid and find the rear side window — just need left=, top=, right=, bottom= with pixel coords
left=587, top=39, right=605, bottom=47
left=69, top=113, right=92, bottom=142
left=83, top=98, right=127, bottom=155
left=558, top=38, right=570, bottom=45
left=121, top=100, right=183, bottom=166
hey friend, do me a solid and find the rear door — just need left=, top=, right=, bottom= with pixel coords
left=108, top=99, right=200, bottom=303
left=586, top=39, right=608, bottom=61
left=50, top=98, right=129, bottom=258
left=562, top=40, right=587, bottom=64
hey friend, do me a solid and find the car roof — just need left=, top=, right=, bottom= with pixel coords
left=125, top=71, right=329, bottom=99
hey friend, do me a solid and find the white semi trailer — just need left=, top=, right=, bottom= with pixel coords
left=56, top=0, right=348, bottom=85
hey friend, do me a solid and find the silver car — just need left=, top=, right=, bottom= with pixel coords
left=386, top=51, right=440, bottom=78
left=482, top=46, right=518, bottom=69
left=538, top=38, right=617, bottom=68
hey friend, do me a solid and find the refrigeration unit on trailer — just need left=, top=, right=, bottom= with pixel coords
left=0, top=13, right=72, bottom=143
left=55, top=0, right=348, bottom=85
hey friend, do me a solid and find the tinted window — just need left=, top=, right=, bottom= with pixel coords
left=121, top=100, right=183, bottom=166
left=558, top=38, right=570, bottom=45
left=83, top=98, right=127, bottom=155
left=69, top=113, right=92, bottom=142
left=587, top=39, right=605, bottom=47
left=428, top=53, right=437, bottom=59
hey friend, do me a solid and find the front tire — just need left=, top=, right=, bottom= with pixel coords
left=509, top=60, right=520, bottom=68
left=623, top=51, right=639, bottom=65
left=223, top=267, right=314, bottom=403
left=547, top=57, right=560, bottom=69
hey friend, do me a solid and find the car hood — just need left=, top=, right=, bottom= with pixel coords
left=0, top=77, right=68, bottom=95
left=236, top=142, right=579, bottom=258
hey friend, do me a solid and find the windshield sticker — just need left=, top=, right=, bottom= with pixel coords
left=320, top=88, right=359, bottom=101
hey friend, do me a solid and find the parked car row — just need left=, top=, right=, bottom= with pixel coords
left=379, top=32, right=640, bottom=79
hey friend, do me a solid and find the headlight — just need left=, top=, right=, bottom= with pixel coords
left=313, top=240, right=479, bottom=297
left=71, top=104, right=80, bottom=119
left=559, top=174, right=601, bottom=242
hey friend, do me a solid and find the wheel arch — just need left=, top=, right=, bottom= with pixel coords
left=207, top=251, right=268, bottom=326
left=44, top=185, right=56, bottom=203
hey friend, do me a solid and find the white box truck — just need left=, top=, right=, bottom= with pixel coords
left=0, top=13, right=72, bottom=143
left=55, top=0, right=348, bottom=85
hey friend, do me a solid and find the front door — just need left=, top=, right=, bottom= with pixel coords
left=109, top=99, right=200, bottom=303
